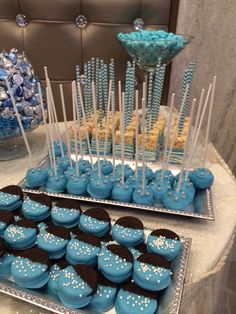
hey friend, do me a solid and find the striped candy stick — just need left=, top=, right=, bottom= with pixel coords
left=124, top=62, right=131, bottom=130
left=87, top=61, right=92, bottom=117
left=185, top=62, right=196, bottom=114
left=83, top=63, right=89, bottom=121
left=146, top=70, right=154, bottom=134
left=177, top=84, right=190, bottom=135
left=99, top=62, right=103, bottom=129
left=102, top=63, right=109, bottom=116
left=95, top=58, right=100, bottom=105
left=109, top=59, right=116, bottom=107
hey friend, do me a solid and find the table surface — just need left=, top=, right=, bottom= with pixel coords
left=0, top=122, right=236, bottom=313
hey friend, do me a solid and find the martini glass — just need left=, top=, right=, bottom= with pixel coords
left=117, top=32, right=193, bottom=73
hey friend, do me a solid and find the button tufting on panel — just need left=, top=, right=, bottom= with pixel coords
left=15, top=14, right=28, bottom=27
left=133, top=18, right=144, bottom=30
left=75, top=15, right=87, bottom=28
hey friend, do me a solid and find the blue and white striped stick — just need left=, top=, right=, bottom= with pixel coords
left=75, top=65, right=82, bottom=125
left=146, top=71, right=154, bottom=133
left=99, top=63, right=103, bottom=128
left=109, top=59, right=116, bottom=108
left=102, top=63, right=108, bottom=116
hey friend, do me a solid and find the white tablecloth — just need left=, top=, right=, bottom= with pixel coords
left=0, top=124, right=236, bottom=314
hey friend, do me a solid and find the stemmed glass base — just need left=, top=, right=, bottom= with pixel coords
left=0, top=136, right=28, bottom=161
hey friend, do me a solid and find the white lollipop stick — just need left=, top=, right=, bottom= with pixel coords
left=203, top=76, right=217, bottom=166
left=135, top=90, right=139, bottom=178
left=111, top=91, right=116, bottom=174
left=160, top=93, right=175, bottom=182
left=77, top=82, right=94, bottom=169
left=177, top=98, right=196, bottom=192
left=188, top=83, right=212, bottom=168
left=72, top=81, right=83, bottom=160
left=44, top=66, right=64, bottom=157
left=5, top=79, right=33, bottom=166
left=92, top=81, right=101, bottom=177
left=59, top=84, right=72, bottom=168
left=118, top=81, right=122, bottom=113
left=72, top=82, right=79, bottom=176
left=142, top=82, right=146, bottom=103
left=121, top=92, right=125, bottom=184
left=104, top=80, right=112, bottom=157
left=141, top=97, right=146, bottom=189
left=38, top=82, right=53, bottom=168
left=46, top=88, right=57, bottom=176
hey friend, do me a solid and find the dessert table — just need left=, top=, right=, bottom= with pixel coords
left=0, top=123, right=236, bottom=314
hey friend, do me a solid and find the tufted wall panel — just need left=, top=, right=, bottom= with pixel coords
left=0, top=0, right=179, bottom=121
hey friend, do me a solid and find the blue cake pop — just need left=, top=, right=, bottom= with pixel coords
left=66, top=174, right=88, bottom=196
left=190, top=167, right=214, bottom=189
left=78, top=159, right=92, bottom=173
left=64, top=167, right=77, bottom=181
left=149, top=179, right=172, bottom=204
left=126, top=174, right=148, bottom=189
left=173, top=179, right=196, bottom=202
left=45, top=174, right=67, bottom=193
left=47, top=165, right=64, bottom=177
left=162, top=190, right=191, bottom=211
left=52, top=140, right=67, bottom=157
left=133, top=185, right=154, bottom=206
left=95, top=159, right=113, bottom=175
left=154, top=169, right=175, bottom=185
left=111, top=182, right=133, bottom=203
left=87, top=176, right=112, bottom=199
left=137, top=166, right=154, bottom=181
left=115, top=164, right=134, bottom=180
left=25, top=168, right=48, bottom=188
left=56, top=156, right=71, bottom=172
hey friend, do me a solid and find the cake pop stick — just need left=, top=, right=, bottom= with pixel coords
left=203, top=76, right=217, bottom=166
left=77, top=82, right=94, bottom=169
left=160, top=93, right=175, bottom=182
left=121, top=92, right=125, bottom=184
left=72, top=81, right=83, bottom=160
left=92, top=81, right=101, bottom=177
left=177, top=84, right=190, bottom=136
left=44, top=66, right=64, bottom=157
left=72, top=82, right=79, bottom=176
left=46, top=88, right=57, bottom=176
left=38, top=82, right=53, bottom=168
left=111, top=91, right=116, bottom=174
left=59, top=84, right=72, bottom=168
left=5, top=79, right=33, bottom=166
left=135, top=90, right=139, bottom=178
left=141, top=97, right=146, bottom=189
left=176, top=98, right=196, bottom=192
left=104, top=80, right=112, bottom=157
left=118, top=81, right=122, bottom=113
left=187, top=83, right=212, bottom=168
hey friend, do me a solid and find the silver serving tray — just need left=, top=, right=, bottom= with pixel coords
left=0, top=224, right=191, bottom=314
left=18, top=155, right=214, bottom=220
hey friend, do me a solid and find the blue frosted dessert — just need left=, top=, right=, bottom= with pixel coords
left=45, top=174, right=67, bottom=193
left=133, top=185, right=154, bottom=206
left=190, top=167, right=214, bottom=189
left=115, top=164, right=134, bottom=180
left=47, top=260, right=68, bottom=296
left=66, top=174, right=88, bottom=196
left=162, top=190, right=192, bottom=211
left=0, top=185, right=23, bottom=211
left=111, top=182, right=133, bottom=203
left=87, top=177, right=112, bottom=199
left=95, top=159, right=113, bottom=175
left=0, top=210, right=14, bottom=236
left=51, top=199, right=81, bottom=228
left=25, top=168, right=48, bottom=188
left=22, top=193, right=52, bottom=221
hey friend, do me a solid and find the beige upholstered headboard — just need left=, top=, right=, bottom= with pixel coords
left=0, top=0, right=179, bottom=120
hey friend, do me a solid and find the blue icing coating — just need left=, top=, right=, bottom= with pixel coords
left=95, top=159, right=113, bottom=175
left=98, top=247, right=132, bottom=283
left=78, top=159, right=92, bottom=173
left=173, top=180, right=196, bottom=202
left=89, top=284, right=117, bottom=312
left=4, top=225, right=37, bottom=249
left=47, top=264, right=64, bottom=295
left=45, top=175, right=67, bottom=193
left=52, top=140, right=67, bottom=157
left=66, top=239, right=100, bottom=266
left=0, top=252, right=15, bottom=274
left=25, top=168, right=48, bottom=188
left=51, top=206, right=80, bottom=228
left=111, top=183, right=133, bottom=203
left=112, top=225, right=144, bottom=247
left=115, top=289, right=158, bottom=314
left=162, top=190, right=192, bottom=211
left=47, top=166, right=64, bottom=177
left=57, top=266, right=92, bottom=308
left=0, top=221, right=7, bottom=235
left=22, top=199, right=50, bottom=221
left=37, top=230, right=68, bottom=259
left=11, top=257, right=49, bottom=289
left=66, top=176, right=88, bottom=196
left=154, top=169, right=174, bottom=185
left=133, top=186, right=154, bottom=206
left=175, top=170, right=192, bottom=182
left=149, top=180, right=171, bottom=202
left=115, top=164, right=134, bottom=180
left=0, top=191, right=20, bottom=206
left=126, top=175, right=148, bottom=189
left=87, top=177, right=111, bottom=199
left=64, top=168, right=76, bottom=181
left=0, top=200, right=22, bottom=211
left=147, top=235, right=181, bottom=261
left=56, top=156, right=71, bottom=172
left=137, top=166, right=154, bottom=181
left=133, top=260, right=171, bottom=291
left=190, top=167, right=214, bottom=189
left=104, top=173, right=121, bottom=186
left=79, top=215, right=110, bottom=238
